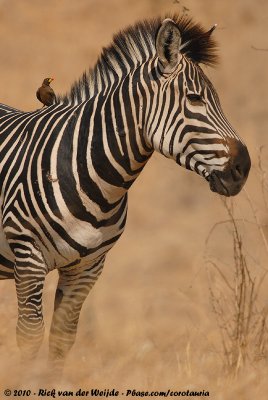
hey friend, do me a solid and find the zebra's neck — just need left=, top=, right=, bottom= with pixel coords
left=77, top=70, right=153, bottom=205
left=54, top=24, right=159, bottom=206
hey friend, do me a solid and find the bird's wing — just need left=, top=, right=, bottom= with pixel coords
left=47, top=88, right=56, bottom=103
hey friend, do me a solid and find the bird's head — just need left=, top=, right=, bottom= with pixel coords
left=43, top=77, right=54, bottom=86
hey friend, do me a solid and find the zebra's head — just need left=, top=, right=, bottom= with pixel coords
left=146, top=17, right=250, bottom=196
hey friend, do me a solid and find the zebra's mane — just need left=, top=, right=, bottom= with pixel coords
left=59, top=14, right=218, bottom=104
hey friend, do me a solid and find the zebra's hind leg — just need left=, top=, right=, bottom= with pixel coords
left=12, top=238, right=48, bottom=362
left=48, top=255, right=105, bottom=375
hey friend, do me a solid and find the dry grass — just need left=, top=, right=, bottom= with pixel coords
left=207, top=199, right=268, bottom=378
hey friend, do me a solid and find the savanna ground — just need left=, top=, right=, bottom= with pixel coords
left=0, top=0, right=268, bottom=398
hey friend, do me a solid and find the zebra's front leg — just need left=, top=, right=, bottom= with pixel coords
left=13, top=239, right=47, bottom=362
left=49, top=256, right=105, bottom=375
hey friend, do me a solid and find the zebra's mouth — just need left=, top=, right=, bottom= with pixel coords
left=208, top=171, right=230, bottom=196
left=207, top=141, right=251, bottom=197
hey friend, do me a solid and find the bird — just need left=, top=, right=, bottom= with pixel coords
left=36, top=77, right=56, bottom=107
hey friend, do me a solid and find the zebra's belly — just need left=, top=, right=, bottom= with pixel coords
left=0, top=189, right=127, bottom=277
left=51, top=224, right=121, bottom=270
left=43, top=204, right=127, bottom=270
left=0, top=219, right=124, bottom=279
left=0, top=226, right=114, bottom=278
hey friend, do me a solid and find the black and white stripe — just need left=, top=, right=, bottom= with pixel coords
left=0, top=15, right=250, bottom=374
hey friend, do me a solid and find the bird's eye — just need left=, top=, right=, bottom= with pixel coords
left=186, top=93, right=205, bottom=106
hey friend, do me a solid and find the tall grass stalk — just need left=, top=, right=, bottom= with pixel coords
left=206, top=198, right=268, bottom=377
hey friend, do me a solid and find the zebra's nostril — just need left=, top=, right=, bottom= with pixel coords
left=235, top=165, right=242, bottom=176
left=227, top=140, right=251, bottom=184
left=231, top=164, right=243, bottom=182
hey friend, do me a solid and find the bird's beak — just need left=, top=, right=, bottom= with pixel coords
left=49, top=78, right=54, bottom=83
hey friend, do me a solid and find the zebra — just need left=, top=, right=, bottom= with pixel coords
left=0, top=15, right=250, bottom=375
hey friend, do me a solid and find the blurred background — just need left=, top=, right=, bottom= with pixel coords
left=0, top=0, right=268, bottom=398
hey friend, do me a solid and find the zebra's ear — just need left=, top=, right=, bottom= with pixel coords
left=156, top=19, right=182, bottom=74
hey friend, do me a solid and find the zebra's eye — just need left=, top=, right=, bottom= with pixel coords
left=186, top=93, right=205, bottom=106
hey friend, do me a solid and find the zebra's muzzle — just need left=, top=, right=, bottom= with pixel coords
left=209, top=162, right=250, bottom=197
left=209, top=171, right=231, bottom=196
left=208, top=141, right=251, bottom=197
